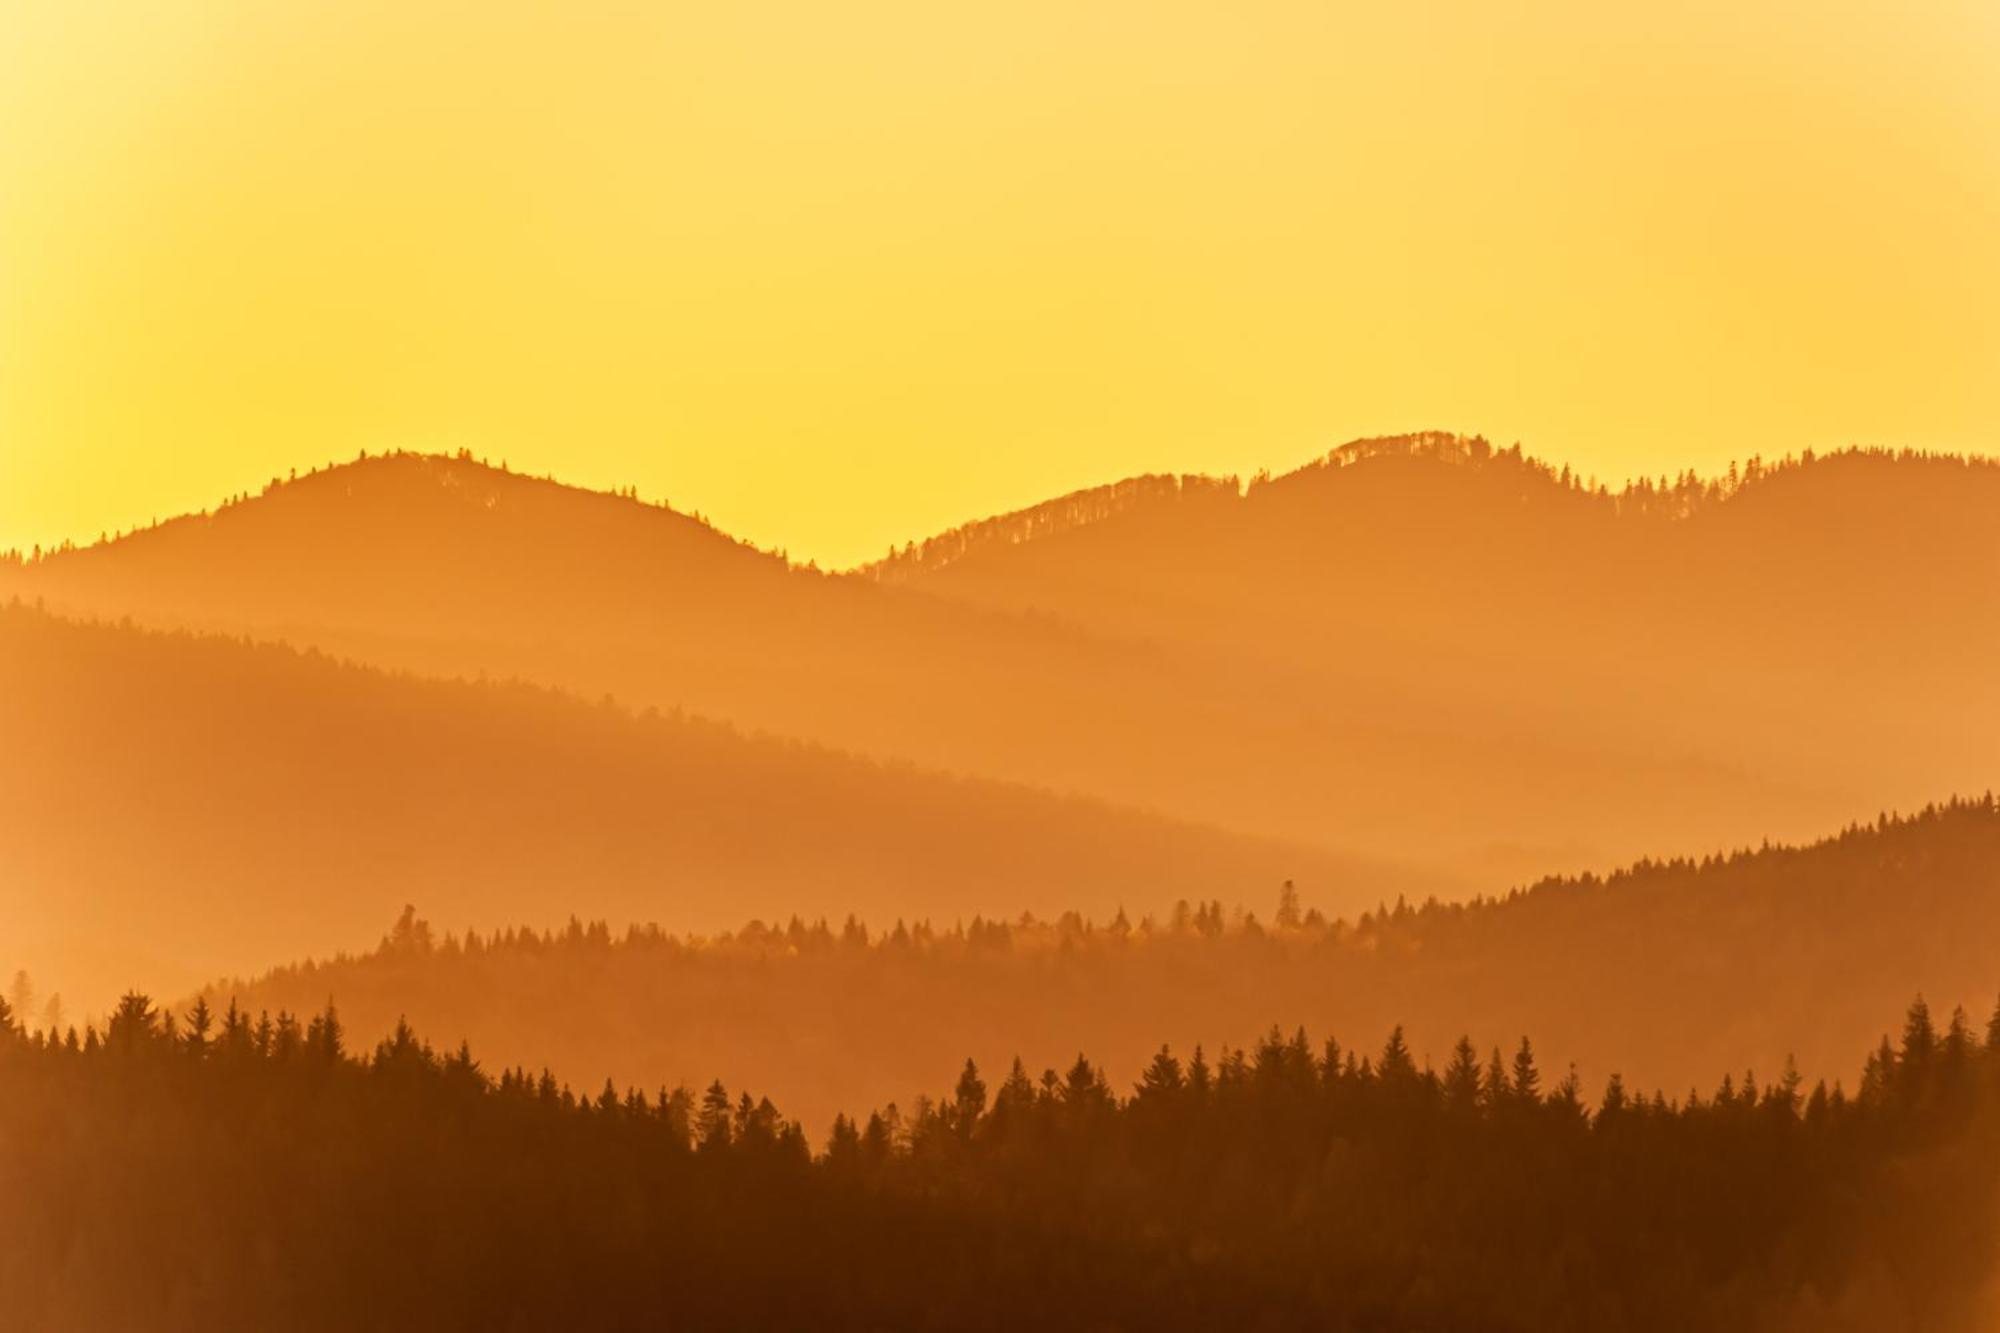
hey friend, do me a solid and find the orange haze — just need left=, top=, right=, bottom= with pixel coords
left=2, top=437, right=1997, bottom=1012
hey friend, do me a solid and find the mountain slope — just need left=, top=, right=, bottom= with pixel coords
left=6, top=441, right=1994, bottom=883
left=203, top=798, right=2000, bottom=1133
left=876, top=435, right=2000, bottom=853
left=0, top=604, right=1374, bottom=1008
left=0, top=452, right=1100, bottom=758
left=883, top=435, right=2000, bottom=710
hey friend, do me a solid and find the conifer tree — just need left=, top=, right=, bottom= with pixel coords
left=1136, top=1045, right=1184, bottom=1101
left=1511, top=1037, right=1542, bottom=1104
left=697, top=1080, right=733, bottom=1153
left=1443, top=1037, right=1482, bottom=1113
left=951, top=1059, right=987, bottom=1137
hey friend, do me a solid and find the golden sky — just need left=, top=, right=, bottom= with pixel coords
left=4, top=0, right=1996, bottom=567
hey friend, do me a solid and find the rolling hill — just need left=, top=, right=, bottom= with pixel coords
left=5, top=439, right=1995, bottom=885
left=198, top=798, right=2000, bottom=1133
left=0, top=603, right=1370, bottom=1008
left=875, top=436, right=2000, bottom=800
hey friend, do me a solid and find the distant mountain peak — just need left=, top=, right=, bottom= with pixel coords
left=225, top=447, right=735, bottom=540
left=5, top=446, right=792, bottom=577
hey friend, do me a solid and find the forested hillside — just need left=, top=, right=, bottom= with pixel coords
left=878, top=436, right=2000, bottom=854
left=1, top=989, right=1994, bottom=1331
left=0, top=603, right=1363, bottom=1007
left=209, top=799, right=2000, bottom=1130
left=9, top=441, right=1994, bottom=885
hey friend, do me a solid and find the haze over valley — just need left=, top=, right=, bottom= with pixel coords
left=7, top=435, right=1995, bottom=1010
left=7, top=2, right=1999, bottom=1321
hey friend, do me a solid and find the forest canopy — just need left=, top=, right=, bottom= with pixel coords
left=1, top=987, right=1996, bottom=1331
left=202, top=797, right=2000, bottom=1131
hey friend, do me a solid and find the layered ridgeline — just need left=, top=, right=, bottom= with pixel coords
left=869, top=437, right=2000, bottom=869
left=204, top=799, right=2000, bottom=1132
left=8, top=440, right=1996, bottom=883
left=0, top=604, right=1365, bottom=1008
left=3, top=991, right=1997, bottom=1331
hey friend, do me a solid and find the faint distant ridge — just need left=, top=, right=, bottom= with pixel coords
left=0, top=598, right=1378, bottom=1006
left=221, top=792, right=2000, bottom=987
left=865, top=472, right=1240, bottom=583
left=5, top=435, right=1992, bottom=573
left=858, top=431, right=2000, bottom=583
left=4, top=429, right=1995, bottom=905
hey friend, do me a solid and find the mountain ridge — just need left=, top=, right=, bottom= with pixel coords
left=0, top=602, right=1384, bottom=1011
left=3, top=437, right=1992, bottom=890
left=194, top=795, right=2000, bottom=1134
left=861, top=432, right=2000, bottom=582
left=12, top=433, right=1994, bottom=578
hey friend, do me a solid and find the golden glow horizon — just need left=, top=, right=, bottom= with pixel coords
left=5, top=0, right=1996, bottom=567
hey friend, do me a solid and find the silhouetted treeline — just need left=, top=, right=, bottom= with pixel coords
left=210, top=797, right=2000, bottom=1131
left=2, top=990, right=1997, bottom=1331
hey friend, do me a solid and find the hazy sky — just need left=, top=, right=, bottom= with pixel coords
left=4, top=0, right=1996, bottom=567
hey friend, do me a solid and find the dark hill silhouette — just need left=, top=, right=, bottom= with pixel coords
left=205, top=798, right=2000, bottom=1133
left=0, top=603, right=1372, bottom=1009
left=4, top=439, right=1994, bottom=884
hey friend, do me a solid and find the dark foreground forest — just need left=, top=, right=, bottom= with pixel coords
left=2, top=992, right=1998, bottom=1331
